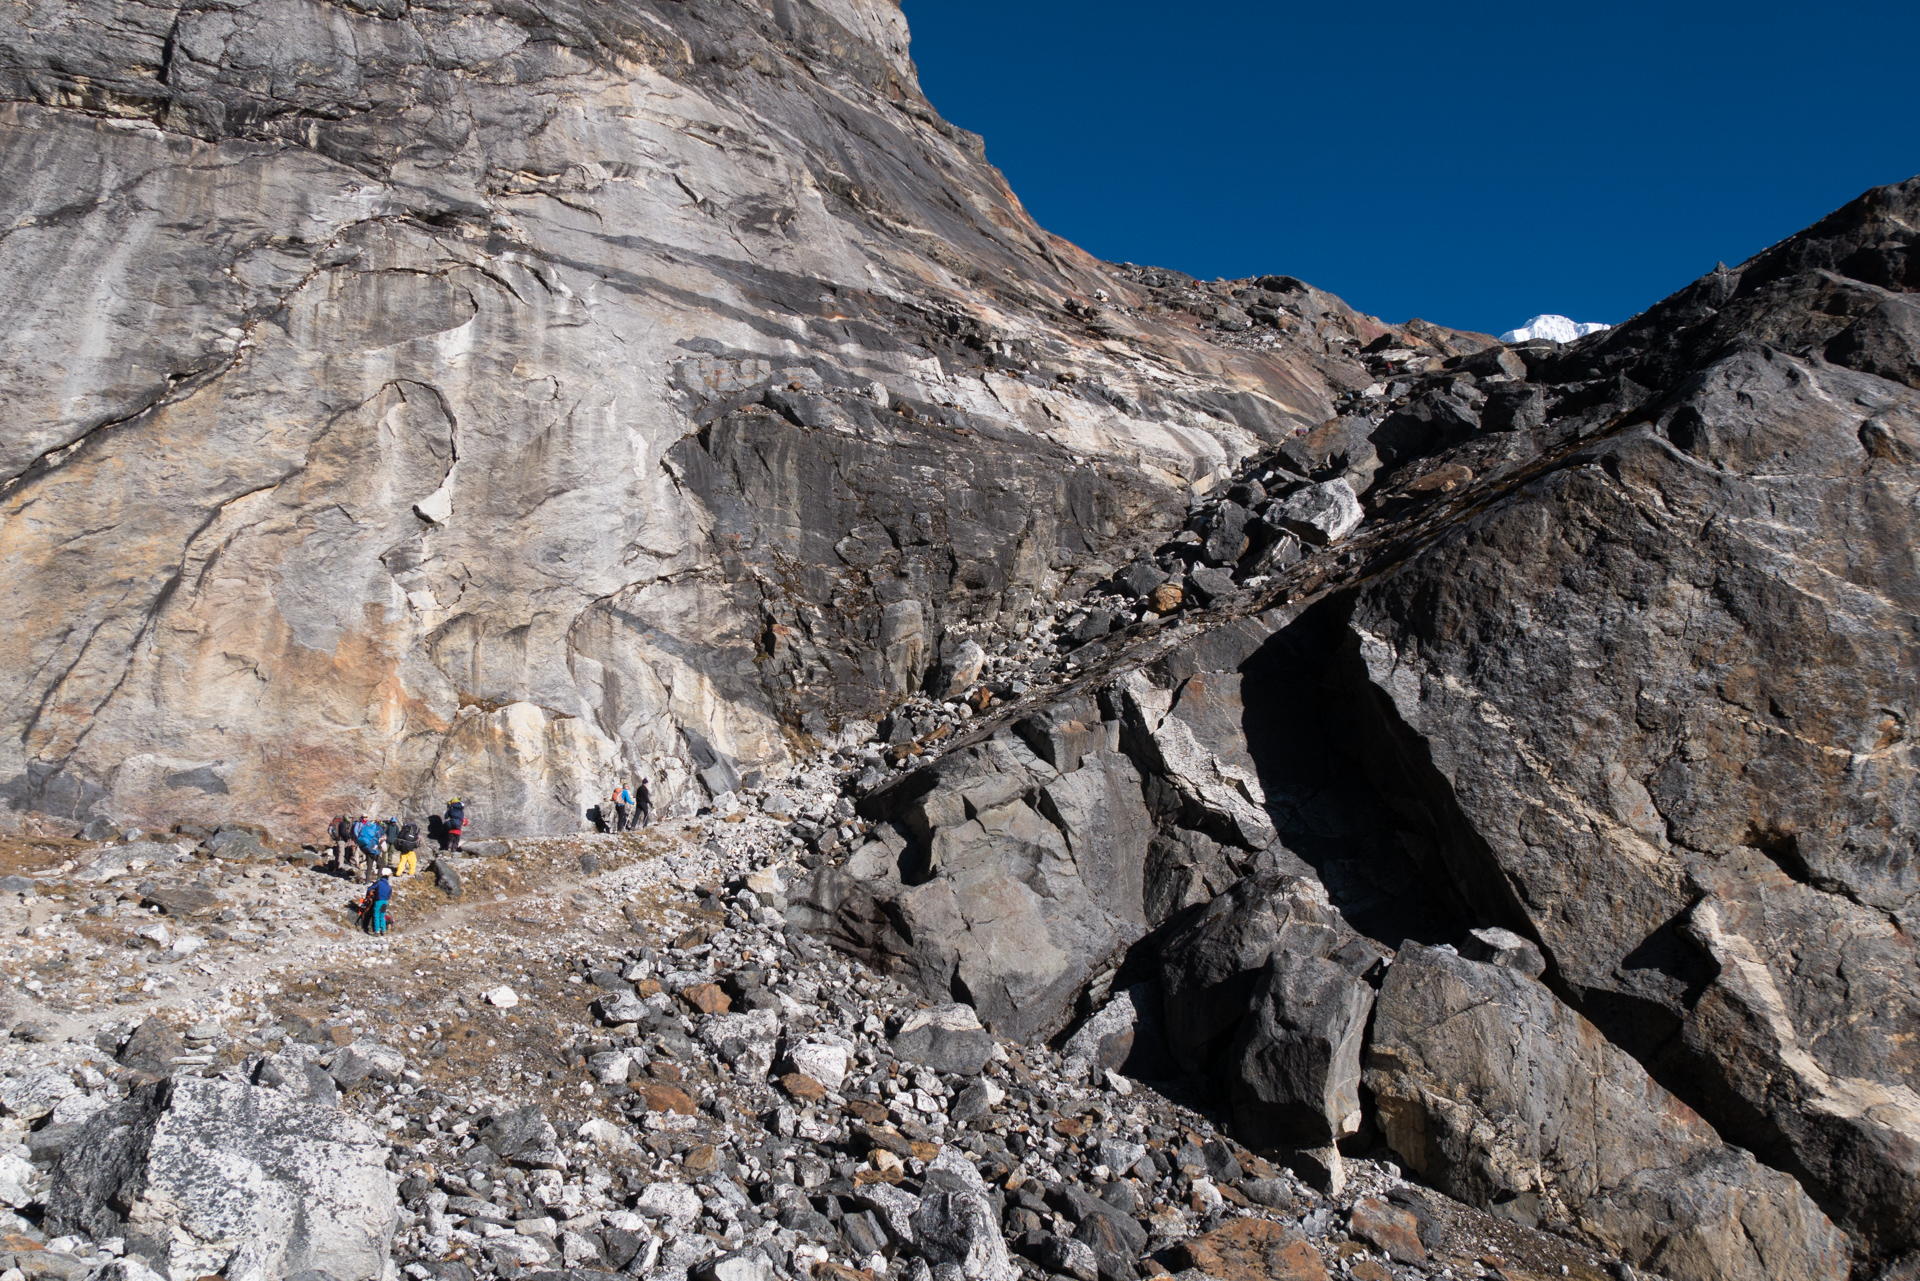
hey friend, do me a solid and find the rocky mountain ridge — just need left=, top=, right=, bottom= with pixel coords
left=2, top=2, right=1918, bottom=1281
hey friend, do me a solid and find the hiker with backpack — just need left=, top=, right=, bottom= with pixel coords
left=392, top=817, right=421, bottom=875
left=610, top=784, right=629, bottom=834
left=634, top=778, right=652, bottom=828
left=352, top=815, right=384, bottom=882
left=338, top=813, right=370, bottom=880
left=329, top=815, right=355, bottom=875
left=444, top=798, right=467, bottom=851
left=359, top=867, right=393, bottom=934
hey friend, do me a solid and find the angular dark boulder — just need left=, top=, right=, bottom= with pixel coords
left=1156, top=872, right=1380, bottom=1187
left=1366, top=945, right=1848, bottom=1281
left=478, top=1105, right=565, bottom=1171
left=849, top=723, right=1155, bottom=1043
left=891, top=1005, right=994, bottom=1076
left=116, top=1017, right=182, bottom=1078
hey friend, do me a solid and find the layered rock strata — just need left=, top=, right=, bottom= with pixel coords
left=0, top=0, right=1410, bottom=838
left=1366, top=945, right=1849, bottom=1281
left=1340, top=178, right=1920, bottom=1266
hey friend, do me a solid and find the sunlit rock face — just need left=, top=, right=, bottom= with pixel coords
left=0, top=0, right=1372, bottom=836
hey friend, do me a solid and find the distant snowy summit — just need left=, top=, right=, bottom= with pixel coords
left=1499, top=314, right=1612, bottom=343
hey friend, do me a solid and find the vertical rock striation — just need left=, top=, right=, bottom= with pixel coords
left=0, top=0, right=1380, bottom=837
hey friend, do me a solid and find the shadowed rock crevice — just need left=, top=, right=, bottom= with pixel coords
left=1340, top=241, right=1920, bottom=1264
left=1234, top=598, right=1480, bottom=951
left=806, top=173, right=1920, bottom=1274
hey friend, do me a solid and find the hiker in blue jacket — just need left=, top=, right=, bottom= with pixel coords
left=352, top=815, right=383, bottom=883
left=361, top=868, right=393, bottom=934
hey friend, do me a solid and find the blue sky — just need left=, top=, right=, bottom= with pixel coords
left=902, top=1, right=1920, bottom=337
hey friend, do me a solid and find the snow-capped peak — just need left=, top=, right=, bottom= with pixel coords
left=1499, top=314, right=1611, bottom=344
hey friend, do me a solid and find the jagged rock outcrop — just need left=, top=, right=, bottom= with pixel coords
left=1344, top=177, right=1920, bottom=1266
left=1156, top=872, right=1383, bottom=1192
left=800, top=714, right=1154, bottom=1043
left=9, top=0, right=1920, bottom=1274
left=806, top=176, right=1920, bottom=1276
left=0, top=0, right=1397, bottom=839
left=1366, top=944, right=1849, bottom=1281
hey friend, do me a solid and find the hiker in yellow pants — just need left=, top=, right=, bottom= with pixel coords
left=392, top=816, right=422, bottom=876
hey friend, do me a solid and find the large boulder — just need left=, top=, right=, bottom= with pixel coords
left=910, top=1149, right=1017, bottom=1281
left=1222, top=945, right=1377, bottom=1151
left=841, top=721, right=1156, bottom=1043
left=1156, top=871, right=1382, bottom=1187
left=44, top=1078, right=397, bottom=1281
left=1366, top=945, right=1848, bottom=1281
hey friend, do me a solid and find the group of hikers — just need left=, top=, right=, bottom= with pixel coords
left=326, top=799, right=467, bottom=880
left=323, top=799, right=469, bottom=934
left=321, top=776, right=654, bottom=936
left=592, top=779, right=651, bottom=833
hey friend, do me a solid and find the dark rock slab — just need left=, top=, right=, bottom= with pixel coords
left=1366, top=944, right=1848, bottom=1281
left=140, top=884, right=219, bottom=918
left=116, top=1017, right=182, bottom=1077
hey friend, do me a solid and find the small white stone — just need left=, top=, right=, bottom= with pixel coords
left=414, top=487, right=454, bottom=526
left=0, top=1153, right=37, bottom=1208
left=483, top=985, right=519, bottom=1008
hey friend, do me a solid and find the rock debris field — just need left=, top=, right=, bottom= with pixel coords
left=1, top=778, right=1631, bottom=1281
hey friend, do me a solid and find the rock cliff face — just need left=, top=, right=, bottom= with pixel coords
left=1341, top=182, right=1920, bottom=1267
left=799, top=176, right=1919, bottom=1276
left=0, top=0, right=1384, bottom=837
left=6, top=1, right=1920, bottom=1279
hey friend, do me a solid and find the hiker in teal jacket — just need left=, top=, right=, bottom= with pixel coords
left=361, top=869, right=393, bottom=934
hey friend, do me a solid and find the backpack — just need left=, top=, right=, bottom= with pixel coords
left=397, top=823, right=420, bottom=852
left=356, top=822, right=382, bottom=853
left=447, top=802, right=466, bottom=829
